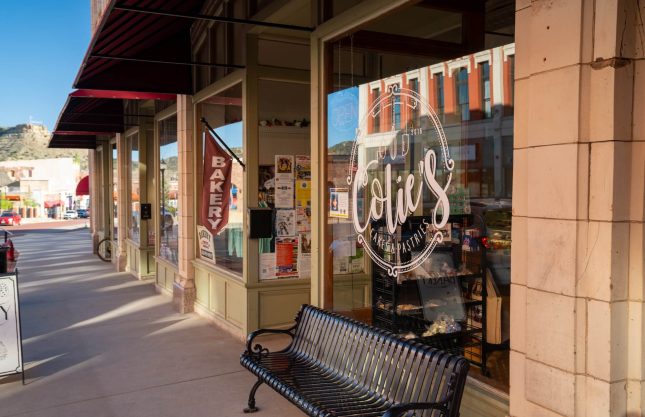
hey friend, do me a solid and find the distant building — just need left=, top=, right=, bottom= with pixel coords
left=0, top=158, right=83, bottom=216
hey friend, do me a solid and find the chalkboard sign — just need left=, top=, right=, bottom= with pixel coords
left=0, top=273, right=23, bottom=378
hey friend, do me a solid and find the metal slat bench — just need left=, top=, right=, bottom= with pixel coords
left=240, top=305, right=470, bottom=417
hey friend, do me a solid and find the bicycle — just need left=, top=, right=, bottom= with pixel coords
left=96, top=237, right=114, bottom=262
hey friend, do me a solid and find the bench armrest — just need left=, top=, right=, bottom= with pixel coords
left=382, top=401, right=449, bottom=417
left=245, top=327, right=295, bottom=358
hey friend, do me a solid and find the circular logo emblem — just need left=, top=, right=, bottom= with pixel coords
left=347, top=84, right=454, bottom=277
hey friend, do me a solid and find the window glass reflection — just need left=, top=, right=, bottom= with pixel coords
left=159, top=116, right=178, bottom=265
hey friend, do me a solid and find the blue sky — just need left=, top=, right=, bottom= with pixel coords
left=0, top=2, right=90, bottom=130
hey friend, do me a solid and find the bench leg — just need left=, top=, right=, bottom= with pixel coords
left=243, top=379, right=263, bottom=413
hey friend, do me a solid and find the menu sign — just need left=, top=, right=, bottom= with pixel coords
left=0, top=274, right=22, bottom=376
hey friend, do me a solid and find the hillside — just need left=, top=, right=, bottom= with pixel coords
left=0, top=124, right=88, bottom=173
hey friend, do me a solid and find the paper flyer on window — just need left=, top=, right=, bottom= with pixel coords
left=298, top=233, right=311, bottom=279
left=274, top=178, right=294, bottom=208
left=275, top=155, right=294, bottom=181
left=259, top=253, right=276, bottom=280
left=276, top=236, right=298, bottom=278
left=295, top=180, right=311, bottom=208
left=296, top=207, right=311, bottom=233
left=275, top=209, right=296, bottom=237
left=329, top=188, right=349, bottom=218
left=196, top=225, right=216, bottom=264
left=295, top=155, right=311, bottom=180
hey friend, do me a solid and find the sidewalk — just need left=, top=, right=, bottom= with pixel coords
left=0, top=228, right=302, bottom=417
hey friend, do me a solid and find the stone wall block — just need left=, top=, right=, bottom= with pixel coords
left=526, top=358, right=575, bottom=417
left=526, top=289, right=576, bottom=372
left=627, top=301, right=643, bottom=380
left=512, top=149, right=528, bottom=217
left=576, top=221, right=629, bottom=302
left=509, top=351, right=526, bottom=417
left=628, top=223, right=644, bottom=302
left=527, top=218, right=577, bottom=295
left=629, top=142, right=645, bottom=221
left=511, top=216, right=528, bottom=285
left=587, top=65, right=634, bottom=143
left=587, top=300, right=628, bottom=381
left=527, top=144, right=580, bottom=219
left=575, top=297, right=587, bottom=373
left=576, top=142, right=590, bottom=220
left=515, top=6, right=531, bottom=80
left=511, top=283, right=527, bottom=352
left=592, top=0, right=621, bottom=60
left=514, top=79, right=529, bottom=149
left=526, top=401, right=567, bottom=417
left=529, top=0, right=583, bottom=74
left=633, top=61, right=645, bottom=141
left=586, top=376, right=611, bottom=417
left=527, top=65, right=581, bottom=147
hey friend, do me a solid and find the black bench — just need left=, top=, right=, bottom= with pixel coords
left=240, top=304, right=470, bottom=417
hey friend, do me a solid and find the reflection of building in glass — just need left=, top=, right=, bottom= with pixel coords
left=359, top=44, right=515, bottom=199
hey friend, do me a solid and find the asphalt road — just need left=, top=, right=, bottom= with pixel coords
left=0, top=220, right=89, bottom=238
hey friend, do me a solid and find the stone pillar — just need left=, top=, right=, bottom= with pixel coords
left=173, top=95, right=196, bottom=313
left=89, top=149, right=99, bottom=253
left=115, top=133, right=128, bottom=272
left=511, top=0, right=643, bottom=416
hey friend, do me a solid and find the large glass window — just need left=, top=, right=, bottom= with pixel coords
left=197, top=83, right=244, bottom=275
left=159, top=116, right=178, bottom=265
left=128, top=133, right=140, bottom=243
left=327, top=44, right=514, bottom=392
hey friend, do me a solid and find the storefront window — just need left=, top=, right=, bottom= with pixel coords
left=112, top=143, right=118, bottom=240
left=197, top=83, right=244, bottom=275
left=255, top=79, right=311, bottom=281
left=159, top=116, right=178, bottom=265
left=327, top=44, right=514, bottom=391
left=128, top=133, right=140, bottom=243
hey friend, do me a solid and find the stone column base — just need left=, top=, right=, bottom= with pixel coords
left=173, top=282, right=196, bottom=314
left=115, top=251, right=127, bottom=272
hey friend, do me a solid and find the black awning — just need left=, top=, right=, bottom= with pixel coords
left=49, top=134, right=98, bottom=149
left=55, top=95, right=126, bottom=134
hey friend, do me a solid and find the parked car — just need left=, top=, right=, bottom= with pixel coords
left=63, top=210, right=79, bottom=220
left=0, top=211, right=21, bottom=226
left=77, top=209, right=89, bottom=218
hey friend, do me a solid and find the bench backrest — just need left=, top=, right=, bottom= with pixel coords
left=289, top=305, right=470, bottom=417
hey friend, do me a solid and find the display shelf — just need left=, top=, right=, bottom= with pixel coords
left=370, top=214, right=498, bottom=374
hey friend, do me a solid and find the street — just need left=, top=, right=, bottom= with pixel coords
left=0, top=227, right=301, bottom=417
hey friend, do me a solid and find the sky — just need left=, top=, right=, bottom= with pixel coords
left=0, top=2, right=90, bottom=130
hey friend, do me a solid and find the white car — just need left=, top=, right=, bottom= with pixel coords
left=63, top=210, right=79, bottom=219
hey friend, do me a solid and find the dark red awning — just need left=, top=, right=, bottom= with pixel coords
left=73, top=0, right=203, bottom=94
left=76, top=176, right=90, bottom=196
left=44, top=200, right=64, bottom=209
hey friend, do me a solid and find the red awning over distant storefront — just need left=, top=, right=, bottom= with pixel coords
left=76, top=175, right=90, bottom=196
left=44, top=200, right=64, bottom=209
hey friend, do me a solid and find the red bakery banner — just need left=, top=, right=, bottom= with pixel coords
left=201, top=133, right=233, bottom=236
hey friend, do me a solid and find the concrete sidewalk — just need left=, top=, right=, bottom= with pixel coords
left=0, top=229, right=302, bottom=417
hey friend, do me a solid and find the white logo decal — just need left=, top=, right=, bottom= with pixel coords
left=347, top=85, right=454, bottom=277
